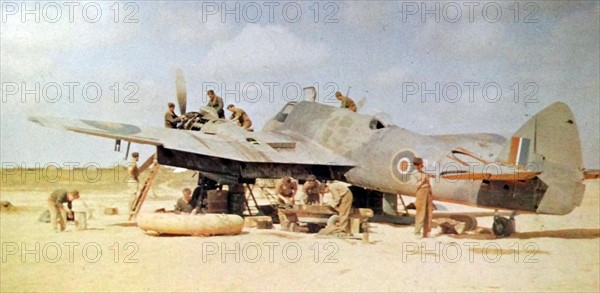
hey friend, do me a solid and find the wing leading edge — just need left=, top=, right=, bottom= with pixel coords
left=28, top=116, right=356, bottom=167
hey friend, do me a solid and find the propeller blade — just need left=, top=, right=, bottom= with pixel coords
left=175, top=68, right=187, bottom=115
left=356, top=97, right=367, bottom=111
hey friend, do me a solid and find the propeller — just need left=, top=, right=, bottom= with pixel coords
left=175, top=68, right=187, bottom=115
left=356, top=97, right=367, bottom=111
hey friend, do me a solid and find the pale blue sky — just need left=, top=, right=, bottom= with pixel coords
left=1, top=1, right=598, bottom=169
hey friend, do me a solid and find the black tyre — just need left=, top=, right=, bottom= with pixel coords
left=492, top=216, right=515, bottom=237
left=307, top=223, right=322, bottom=233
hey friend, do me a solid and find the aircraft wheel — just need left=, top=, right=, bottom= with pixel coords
left=492, top=216, right=515, bottom=237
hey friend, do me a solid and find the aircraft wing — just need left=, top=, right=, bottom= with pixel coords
left=28, top=116, right=356, bottom=166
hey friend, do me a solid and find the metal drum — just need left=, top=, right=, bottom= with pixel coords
left=207, top=190, right=228, bottom=214
left=228, top=191, right=246, bottom=216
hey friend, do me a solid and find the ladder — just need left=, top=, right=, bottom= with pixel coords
left=256, top=185, right=282, bottom=206
left=243, top=184, right=263, bottom=216
left=128, top=154, right=159, bottom=221
left=243, top=183, right=288, bottom=218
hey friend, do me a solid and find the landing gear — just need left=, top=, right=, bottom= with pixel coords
left=492, top=211, right=517, bottom=237
left=192, top=175, right=220, bottom=210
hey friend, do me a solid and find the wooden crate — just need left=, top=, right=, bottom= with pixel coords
left=244, top=216, right=273, bottom=228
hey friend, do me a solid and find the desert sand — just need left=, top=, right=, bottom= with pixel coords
left=1, top=169, right=598, bottom=292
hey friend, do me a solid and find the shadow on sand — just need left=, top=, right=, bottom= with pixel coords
left=110, top=222, right=138, bottom=227
left=510, top=229, right=600, bottom=239
left=450, top=228, right=600, bottom=240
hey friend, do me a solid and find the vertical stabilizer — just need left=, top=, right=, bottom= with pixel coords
left=497, top=102, right=585, bottom=214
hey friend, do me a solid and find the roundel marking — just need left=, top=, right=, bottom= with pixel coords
left=390, top=149, right=417, bottom=183
left=82, top=120, right=141, bottom=135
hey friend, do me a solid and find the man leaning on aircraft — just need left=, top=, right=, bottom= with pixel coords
left=164, top=102, right=182, bottom=128
left=206, top=90, right=225, bottom=119
left=335, top=91, right=357, bottom=112
left=227, top=104, right=253, bottom=130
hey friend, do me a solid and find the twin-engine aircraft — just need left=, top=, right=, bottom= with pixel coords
left=29, top=73, right=592, bottom=236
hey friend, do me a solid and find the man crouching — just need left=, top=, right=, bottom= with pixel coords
left=319, top=182, right=353, bottom=237
left=175, top=188, right=196, bottom=214
left=47, top=189, right=80, bottom=232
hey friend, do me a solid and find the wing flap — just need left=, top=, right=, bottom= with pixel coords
left=442, top=147, right=541, bottom=181
left=441, top=171, right=541, bottom=181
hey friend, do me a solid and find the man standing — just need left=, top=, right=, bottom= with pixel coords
left=47, top=189, right=80, bottom=232
left=206, top=90, right=224, bottom=119
left=175, top=188, right=195, bottom=213
left=302, top=175, right=321, bottom=205
left=413, top=157, right=435, bottom=237
left=335, top=91, right=357, bottom=112
left=227, top=104, right=253, bottom=130
left=319, top=182, right=353, bottom=235
left=164, top=102, right=182, bottom=128
left=127, top=152, right=140, bottom=210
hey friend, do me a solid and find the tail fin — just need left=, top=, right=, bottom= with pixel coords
left=497, top=102, right=585, bottom=215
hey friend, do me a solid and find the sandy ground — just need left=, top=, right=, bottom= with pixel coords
left=1, top=179, right=598, bottom=292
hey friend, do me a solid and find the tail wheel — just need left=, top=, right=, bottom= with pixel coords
left=492, top=216, right=515, bottom=237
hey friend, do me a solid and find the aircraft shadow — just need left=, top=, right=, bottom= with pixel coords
left=109, top=222, right=138, bottom=227
left=450, top=228, right=600, bottom=240
left=143, top=231, right=251, bottom=237
left=510, top=229, right=600, bottom=239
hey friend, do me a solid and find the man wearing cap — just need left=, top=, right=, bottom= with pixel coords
left=335, top=91, right=357, bottom=112
left=302, top=175, right=321, bottom=205
left=174, top=188, right=195, bottom=213
left=227, top=104, right=253, bottom=130
left=47, top=189, right=80, bottom=232
left=319, top=182, right=354, bottom=235
left=127, top=152, right=140, bottom=210
left=206, top=90, right=225, bottom=119
left=164, top=102, right=182, bottom=128
left=413, top=157, right=435, bottom=237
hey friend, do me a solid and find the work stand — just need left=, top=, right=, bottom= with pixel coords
left=129, top=153, right=159, bottom=221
